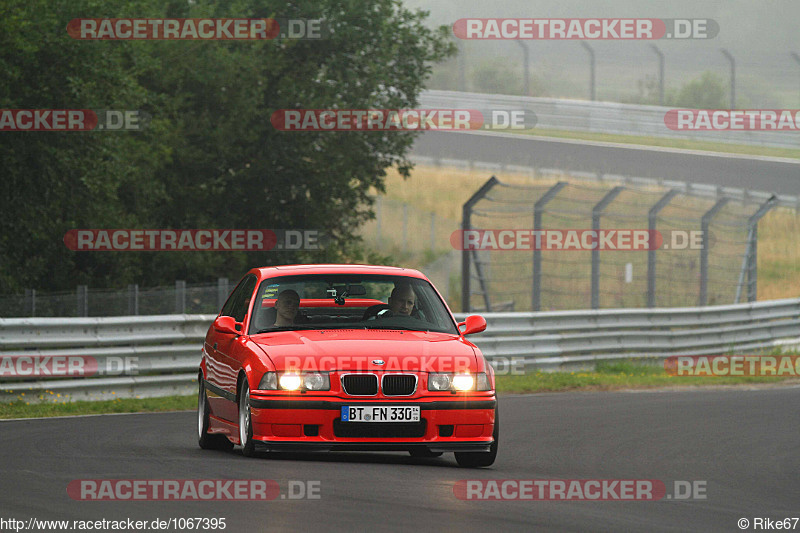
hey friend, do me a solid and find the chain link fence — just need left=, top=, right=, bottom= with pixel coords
left=0, top=280, right=231, bottom=318
left=462, top=176, right=784, bottom=312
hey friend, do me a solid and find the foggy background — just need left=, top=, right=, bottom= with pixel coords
left=405, top=0, right=800, bottom=107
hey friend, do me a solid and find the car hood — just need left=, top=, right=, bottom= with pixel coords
left=250, top=329, right=477, bottom=373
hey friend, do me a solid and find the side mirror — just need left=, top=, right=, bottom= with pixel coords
left=214, top=316, right=240, bottom=335
left=458, top=315, right=487, bottom=336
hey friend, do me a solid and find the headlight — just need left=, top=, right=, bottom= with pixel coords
left=452, top=373, right=474, bottom=391
left=303, top=372, right=330, bottom=391
left=258, top=372, right=277, bottom=390
left=428, top=372, right=492, bottom=392
left=275, top=372, right=330, bottom=391
left=279, top=373, right=303, bottom=391
left=428, top=373, right=452, bottom=391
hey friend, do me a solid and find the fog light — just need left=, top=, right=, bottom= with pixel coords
left=279, top=373, right=302, bottom=391
left=452, top=374, right=474, bottom=391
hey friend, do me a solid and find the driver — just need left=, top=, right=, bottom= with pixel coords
left=387, top=284, right=416, bottom=317
left=274, top=289, right=301, bottom=326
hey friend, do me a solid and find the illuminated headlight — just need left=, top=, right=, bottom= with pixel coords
left=452, top=373, right=474, bottom=391
left=258, top=372, right=277, bottom=390
left=275, top=372, right=330, bottom=391
left=279, top=373, right=303, bottom=391
left=428, top=372, right=491, bottom=391
left=428, top=373, right=452, bottom=391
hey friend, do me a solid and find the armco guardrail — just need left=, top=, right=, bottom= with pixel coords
left=1, top=299, right=799, bottom=402
left=0, top=314, right=215, bottom=403
left=419, top=90, right=800, bottom=149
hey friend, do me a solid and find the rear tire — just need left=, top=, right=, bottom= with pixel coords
left=197, top=378, right=233, bottom=451
left=454, top=406, right=498, bottom=468
left=238, top=378, right=257, bottom=457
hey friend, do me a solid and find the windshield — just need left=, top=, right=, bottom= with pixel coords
left=248, top=274, right=458, bottom=335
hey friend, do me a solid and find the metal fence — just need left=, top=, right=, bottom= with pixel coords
left=0, top=279, right=232, bottom=318
left=420, top=90, right=800, bottom=148
left=1, top=298, right=798, bottom=402
left=462, top=175, right=784, bottom=313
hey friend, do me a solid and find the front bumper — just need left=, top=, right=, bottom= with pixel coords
left=247, top=395, right=496, bottom=453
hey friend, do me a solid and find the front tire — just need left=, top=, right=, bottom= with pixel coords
left=454, top=406, right=498, bottom=468
left=238, top=378, right=257, bottom=457
left=197, top=378, right=233, bottom=451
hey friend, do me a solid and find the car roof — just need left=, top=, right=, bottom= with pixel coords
left=249, top=264, right=428, bottom=280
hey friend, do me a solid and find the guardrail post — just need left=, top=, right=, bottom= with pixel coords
left=746, top=195, right=777, bottom=302
left=649, top=45, right=665, bottom=105
left=457, top=41, right=466, bottom=91
left=516, top=41, right=530, bottom=96
left=591, top=186, right=624, bottom=309
left=77, top=285, right=88, bottom=317
left=647, top=189, right=680, bottom=307
left=580, top=41, right=596, bottom=101
left=462, top=176, right=499, bottom=312
left=721, top=49, right=736, bottom=109
left=533, top=182, right=568, bottom=311
left=217, top=278, right=229, bottom=309
left=127, top=284, right=139, bottom=315
left=24, top=289, right=36, bottom=317
left=699, top=198, right=729, bottom=306
left=175, top=280, right=186, bottom=314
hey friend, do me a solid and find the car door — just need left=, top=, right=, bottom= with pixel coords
left=206, top=274, right=257, bottom=421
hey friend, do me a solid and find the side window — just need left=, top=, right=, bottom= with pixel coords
left=220, top=277, right=247, bottom=317
left=220, top=275, right=256, bottom=320
left=229, top=275, right=257, bottom=323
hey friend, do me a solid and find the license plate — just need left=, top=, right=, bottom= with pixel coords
left=341, top=405, right=420, bottom=422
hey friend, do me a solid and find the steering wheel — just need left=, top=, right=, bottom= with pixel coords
left=361, top=304, right=391, bottom=321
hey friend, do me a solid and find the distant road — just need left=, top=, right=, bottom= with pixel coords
left=411, top=131, right=800, bottom=196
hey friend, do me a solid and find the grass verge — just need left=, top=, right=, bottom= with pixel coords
left=0, top=395, right=195, bottom=420
left=496, top=360, right=800, bottom=394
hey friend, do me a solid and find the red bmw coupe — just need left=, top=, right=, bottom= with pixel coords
left=197, top=264, right=497, bottom=467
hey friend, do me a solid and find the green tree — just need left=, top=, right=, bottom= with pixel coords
left=0, top=0, right=454, bottom=294
left=669, top=71, right=728, bottom=109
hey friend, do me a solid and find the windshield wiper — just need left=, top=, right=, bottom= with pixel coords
left=363, top=325, right=427, bottom=332
left=253, top=325, right=323, bottom=334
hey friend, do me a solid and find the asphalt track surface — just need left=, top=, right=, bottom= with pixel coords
left=2, top=386, right=798, bottom=532
left=411, top=131, right=800, bottom=196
